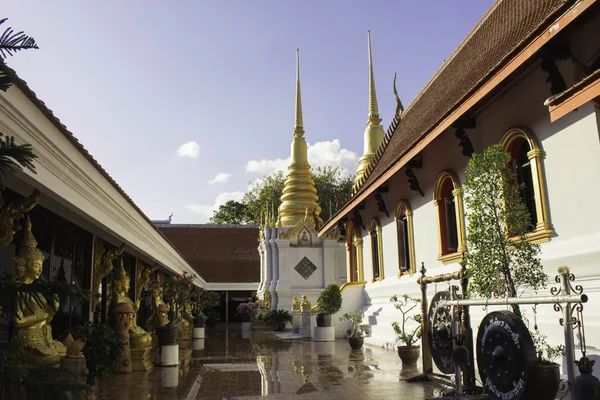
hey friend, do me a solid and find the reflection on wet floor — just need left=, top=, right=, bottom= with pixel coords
left=95, top=326, right=439, bottom=399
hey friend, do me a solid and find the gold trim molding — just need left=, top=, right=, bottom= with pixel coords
left=433, top=170, right=467, bottom=263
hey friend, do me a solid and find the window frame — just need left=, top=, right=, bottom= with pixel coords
left=394, top=200, right=416, bottom=277
left=369, top=218, right=384, bottom=282
left=433, top=170, right=467, bottom=264
left=500, top=127, right=552, bottom=243
left=345, top=222, right=364, bottom=283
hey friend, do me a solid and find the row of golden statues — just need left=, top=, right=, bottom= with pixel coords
left=1, top=190, right=175, bottom=369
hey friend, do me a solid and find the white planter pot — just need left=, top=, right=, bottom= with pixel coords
left=193, top=327, right=205, bottom=339
left=241, top=322, right=252, bottom=331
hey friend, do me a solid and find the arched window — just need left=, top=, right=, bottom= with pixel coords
left=345, top=222, right=364, bottom=282
left=395, top=200, right=416, bottom=276
left=369, top=219, right=384, bottom=281
left=434, top=170, right=466, bottom=264
left=500, top=127, right=552, bottom=243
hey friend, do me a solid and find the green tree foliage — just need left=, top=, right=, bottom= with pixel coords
left=211, top=166, right=353, bottom=225
left=0, top=17, right=39, bottom=92
left=463, top=144, right=547, bottom=317
left=209, top=200, right=251, bottom=225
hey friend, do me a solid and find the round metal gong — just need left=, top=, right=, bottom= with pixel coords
left=428, top=290, right=454, bottom=374
left=476, top=311, right=537, bottom=400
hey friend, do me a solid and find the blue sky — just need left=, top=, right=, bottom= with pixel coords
left=3, top=1, right=494, bottom=223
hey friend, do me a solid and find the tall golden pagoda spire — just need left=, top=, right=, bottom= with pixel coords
left=278, top=49, right=320, bottom=227
left=353, top=31, right=386, bottom=188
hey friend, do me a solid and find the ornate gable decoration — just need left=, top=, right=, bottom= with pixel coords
left=280, top=208, right=316, bottom=240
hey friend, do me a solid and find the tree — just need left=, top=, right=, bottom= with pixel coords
left=211, top=166, right=354, bottom=225
left=463, top=144, right=547, bottom=317
left=209, top=200, right=251, bottom=225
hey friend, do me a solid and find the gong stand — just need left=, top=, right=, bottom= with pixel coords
left=449, top=267, right=587, bottom=398
left=408, top=262, right=477, bottom=392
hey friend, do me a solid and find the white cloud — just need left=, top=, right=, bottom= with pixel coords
left=209, top=172, right=232, bottom=184
left=186, top=191, right=245, bottom=220
left=245, top=139, right=359, bottom=176
left=176, top=141, right=201, bottom=158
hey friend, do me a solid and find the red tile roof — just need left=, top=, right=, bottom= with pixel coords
left=351, top=0, right=571, bottom=197
left=157, top=225, right=260, bottom=283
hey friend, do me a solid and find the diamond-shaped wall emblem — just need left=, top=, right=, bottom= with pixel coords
left=294, top=257, right=317, bottom=280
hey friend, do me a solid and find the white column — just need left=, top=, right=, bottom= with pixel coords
left=265, top=229, right=273, bottom=294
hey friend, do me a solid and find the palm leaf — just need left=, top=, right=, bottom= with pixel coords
left=0, top=63, right=15, bottom=92
left=0, top=18, right=39, bottom=59
left=0, top=134, right=37, bottom=187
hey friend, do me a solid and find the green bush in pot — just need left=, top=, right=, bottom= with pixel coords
left=315, top=284, right=342, bottom=327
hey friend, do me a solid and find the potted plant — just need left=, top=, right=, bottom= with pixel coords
left=523, top=328, right=565, bottom=400
left=390, top=294, right=422, bottom=365
left=76, top=321, right=123, bottom=389
left=190, top=287, right=220, bottom=328
left=341, top=311, right=370, bottom=350
left=236, top=302, right=257, bottom=331
left=315, top=284, right=342, bottom=327
left=156, top=273, right=194, bottom=346
left=265, top=309, right=292, bottom=332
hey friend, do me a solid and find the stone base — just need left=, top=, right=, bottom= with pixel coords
left=292, top=312, right=301, bottom=333
left=192, top=327, right=205, bottom=339
left=313, top=326, right=335, bottom=342
left=313, top=341, right=335, bottom=355
left=155, top=344, right=179, bottom=367
left=241, top=322, right=252, bottom=331
left=251, top=319, right=269, bottom=331
left=131, top=347, right=153, bottom=371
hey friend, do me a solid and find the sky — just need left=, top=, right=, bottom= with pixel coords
left=3, top=1, right=495, bottom=223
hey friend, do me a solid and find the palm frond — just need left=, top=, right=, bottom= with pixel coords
left=0, top=64, right=15, bottom=92
left=0, top=134, right=37, bottom=187
left=0, top=18, right=39, bottom=59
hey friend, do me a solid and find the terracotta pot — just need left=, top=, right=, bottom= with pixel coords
left=156, top=325, right=178, bottom=346
left=397, top=345, right=420, bottom=366
left=316, top=314, right=332, bottom=327
left=524, top=362, right=560, bottom=400
left=348, top=337, right=364, bottom=351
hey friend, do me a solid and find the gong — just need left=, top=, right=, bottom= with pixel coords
left=476, top=311, right=537, bottom=400
left=428, top=290, right=455, bottom=374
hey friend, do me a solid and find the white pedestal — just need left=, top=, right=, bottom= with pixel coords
left=193, top=327, right=205, bottom=339
left=192, top=339, right=205, bottom=351
left=302, top=310, right=311, bottom=340
left=313, top=326, right=335, bottom=342
left=241, top=322, right=252, bottom=331
left=313, top=341, right=336, bottom=355
left=241, top=330, right=252, bottom=339
left=156, top=344, right=179, bottom=367
left=292, top=310, right=301, bottom=333
left=160, top=366, right=179, bottom=387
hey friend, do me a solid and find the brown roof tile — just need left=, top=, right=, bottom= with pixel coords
left=157, top=225, right=260, bottom=283
left=353, top=0, right=570, bottom=197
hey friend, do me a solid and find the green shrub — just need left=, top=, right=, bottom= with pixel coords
left=316, top=284, right=342, bottom=315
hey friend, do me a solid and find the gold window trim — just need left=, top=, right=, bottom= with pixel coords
left=394, top=200, right=416, bottom=277
left=433, top=170, right=467, bottom=264
left=369, top=218, right=384, bottom=282
left=500, top=127, right=553, bottom=244
left=345, top=221, right=365, bottom=283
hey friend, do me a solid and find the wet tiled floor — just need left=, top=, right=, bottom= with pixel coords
left=95, top=326, right=443, bottom=399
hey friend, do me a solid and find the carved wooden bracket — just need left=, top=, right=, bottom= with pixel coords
left=374, top=192, right=389, bottom=218
left=406, top=168, right=425, bottom=197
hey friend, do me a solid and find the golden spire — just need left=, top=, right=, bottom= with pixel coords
left=278, top=49, right=321, bottom=227
left=294, top=49, right=304, bottom=137
left=353, top=30, right=386, bottom=189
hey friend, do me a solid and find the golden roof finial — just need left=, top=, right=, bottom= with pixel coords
left=367, top=31, right=381, bottom=125
left=353, top=30, right=386, bottom=189
left=294, top=49, right=304, bottom=137
left=278, top=49, right=320, bottom=227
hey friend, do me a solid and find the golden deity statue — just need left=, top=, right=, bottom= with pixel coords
left=134, top=261, right=156, bottom=312
left=292, top=297, right=301, bottom=311
left=11, top=216, right=66, bottom=366
left=300, top=295, right=311, bottom=311
left=261, top=290, right=271, bottom=311
left=151, top=275, right=169, bottom=327
left=0, top=189, right=40, bottom=249
left=92, top=239, right=125, bottom=310
left=110, top=259, right=152, bottom=349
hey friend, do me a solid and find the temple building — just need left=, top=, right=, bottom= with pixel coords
left=317, top=0, right=600, bottom=374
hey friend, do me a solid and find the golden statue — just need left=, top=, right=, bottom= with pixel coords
left=135, top=261, right=156, bottom=312
left=11, top=215, right=66, bottom=366
left=0, top=189, right=40, bottom=249
left=261, top=290, right=271, bottom=311
left=92, top=239, right=125, bottom=310
left=292, top=297, right=301, bottom=311
left=150, top=275, right=169, bottom=327
left=300, top=295, right=311, bottom=311
left=110, top=259, right=152, bottom=349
